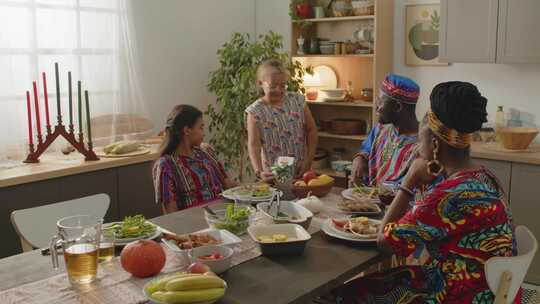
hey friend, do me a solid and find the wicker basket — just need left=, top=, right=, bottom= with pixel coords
left=496, top=127, right=539, bottom=150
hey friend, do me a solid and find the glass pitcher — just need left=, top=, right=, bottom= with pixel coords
left=50, top=215, right=103, bottom=285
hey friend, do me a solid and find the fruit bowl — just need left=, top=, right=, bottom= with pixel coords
left=291, top=180, right=334, bottom=198
left=496, top=127, right=539, bottom=150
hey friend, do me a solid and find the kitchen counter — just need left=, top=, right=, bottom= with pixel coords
left=0, top=146, right=160, bottom=188
left=471, top=142, right=540, bottom=165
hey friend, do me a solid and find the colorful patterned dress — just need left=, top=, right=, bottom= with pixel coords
left=360, top=123, right=418, bottom=186
left=153, top=146, right=228, bottom=210
left=337, top=168, right=520, bottom=304
left=245, top=92, right=306, bottom=171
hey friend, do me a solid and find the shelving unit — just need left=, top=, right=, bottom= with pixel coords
left=291, top=0, right=394, bottom=187
left=292, top=15, right=375, bottom=23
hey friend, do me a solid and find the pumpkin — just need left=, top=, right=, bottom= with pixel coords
left=120, top=239, right=166, bottom=278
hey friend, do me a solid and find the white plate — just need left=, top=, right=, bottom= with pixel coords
left=162, top=229, right=242, bottom=253
left=333, top=202, right=382, bottom=216
left=341, top=188, right=380, bottom=203
left=321, top=218, right=380, bottom=242
left=103, top=221, right=161, bottom=245
left=313, top=65, right=338, bottom=89
left=221, top=185, right=278, bottom=202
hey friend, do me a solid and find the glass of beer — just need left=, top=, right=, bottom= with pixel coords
left=98, top=230, right=115, bottom=262
left=50, top=215, right=103, bottom=285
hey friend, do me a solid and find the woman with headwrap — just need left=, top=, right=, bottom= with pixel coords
left=334, top=82, right=520, bottom=303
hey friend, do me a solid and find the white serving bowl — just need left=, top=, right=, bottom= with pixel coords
left=188, top=244, right=234, bottom=274
left=320, top=88, right=346, bottom=99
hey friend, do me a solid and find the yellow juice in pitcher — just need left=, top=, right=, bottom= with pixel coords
left=98, top=242, right=115, bottom=262
left=64, top=243, right=98, bottom=284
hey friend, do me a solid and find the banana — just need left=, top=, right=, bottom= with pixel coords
left=151, top=288, right=225, bottom=303
left=145, top=273, right=201, bottom=294
left=165, top=275, right=226, bottom=292
left=103, top=141, right=123, bottom=154
left=111, top=141, right=140, bottom=154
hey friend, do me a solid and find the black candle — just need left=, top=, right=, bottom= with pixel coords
left=68, top=72, right=73, bottom=126
left=84, top=90, right=92, bottom=143
left=54, top=63, right=61, bottom=118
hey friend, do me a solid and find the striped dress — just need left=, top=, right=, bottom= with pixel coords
left=245, top=92, right=306, bottom=171
left=153, top=146, right=227, bottom=210
left=361, top=123, right=418, bottom=186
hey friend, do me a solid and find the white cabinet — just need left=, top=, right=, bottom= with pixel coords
left=440, top=0, right=498, bottom=63
left=440, top=0, right=540, bottom=63
left=497, top=0, right=540, bottom=63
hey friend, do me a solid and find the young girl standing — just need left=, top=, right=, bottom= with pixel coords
left=246, top=59, right=318, bottom=181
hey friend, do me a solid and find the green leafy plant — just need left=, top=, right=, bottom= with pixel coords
left=206, top=32, right=311, bottom=181
left=430, top=10, right=440, bottom=31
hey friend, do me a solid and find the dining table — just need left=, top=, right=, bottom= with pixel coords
left=0, top=188, right=384, bottom=304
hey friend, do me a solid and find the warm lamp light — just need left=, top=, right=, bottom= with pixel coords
left=303, top=71, right=321, bottom=101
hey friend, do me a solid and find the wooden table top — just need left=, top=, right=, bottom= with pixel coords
left=0, top=197, right=382, bottom=303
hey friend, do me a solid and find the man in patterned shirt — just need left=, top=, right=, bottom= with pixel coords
left=350, top=74, right=420, bottom=187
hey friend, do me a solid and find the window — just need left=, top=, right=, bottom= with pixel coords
left=0, top=0, right=147, bottom=159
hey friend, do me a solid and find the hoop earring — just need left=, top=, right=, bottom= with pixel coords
left=427, top=147, right=444, bottom=177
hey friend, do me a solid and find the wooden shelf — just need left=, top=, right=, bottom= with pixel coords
left=318, top=132, right=366, bottom=141
left=293, top=15, right=375, bottom=23
left=307, top=100, right=373, bottom=108
left=293, top=54, right=373, bottom=58
left=315, top=167, right=347, bottom=179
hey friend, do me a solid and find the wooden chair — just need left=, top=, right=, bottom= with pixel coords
left=10, top=194, right=110, bottom=251
left=485, top=225, right=538, bottom=304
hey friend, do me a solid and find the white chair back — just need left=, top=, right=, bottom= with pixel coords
left=10, top=194, right=110, bottom=250
left=485, top=225, right=538, bottom=304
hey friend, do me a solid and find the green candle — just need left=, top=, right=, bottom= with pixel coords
left=54, top=63, right=61, bottom=118
left=68, top=72, right=73, bottom=126
left=84, top=90, right=92, bottom=143
left=78, top=81, right=82, bottom=134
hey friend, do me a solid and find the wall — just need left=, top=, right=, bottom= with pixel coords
left=131, top=0, right=255, bottom=131
left=256, top=0, right=540, bottom=129
left=394, top=0, right=540, bottom=128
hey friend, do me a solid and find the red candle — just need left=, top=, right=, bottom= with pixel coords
left=26, top=91, right=33, bottom=146
left=32, top=81, right=42, bottom=137
left=42, top=72, right=51, bottom=127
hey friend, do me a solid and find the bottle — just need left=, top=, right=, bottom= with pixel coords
left=495, top=106, right=506, bottom=128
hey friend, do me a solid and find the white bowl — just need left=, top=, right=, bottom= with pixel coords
left=248, top=224, right=311, bottom=256
left=161, top=229, right=242, bottom=261
left=320, top=88, right=346, bottom=99
left=188, top=245, right=234, bottom=274
left=256, top=201, right=314, bottom=230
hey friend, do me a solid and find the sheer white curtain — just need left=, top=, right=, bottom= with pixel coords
left=0, top=0, right=149, bottom=160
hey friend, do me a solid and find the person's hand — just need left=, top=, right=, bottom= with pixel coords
left=401, top=158, right=436, bottom=190
left=259, top=171, right=276, bottom=183
left=349, top=155, right=368, bottom=186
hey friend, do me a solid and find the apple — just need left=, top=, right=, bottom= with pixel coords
left=303, top=170, right=318, bottom=184
left=187, top=262, right=211, bottom=274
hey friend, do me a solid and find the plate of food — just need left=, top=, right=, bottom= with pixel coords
left=161, top=229, right=242, bottom=251
left=221, top=183, right=276, bottom=202
left=342, top=185, right=380, bottom=204
left=335, top=199, right=382, bottom=215
left=103, top=215, right=161, bottom=245
left=322, top=216, right=381, bottom=242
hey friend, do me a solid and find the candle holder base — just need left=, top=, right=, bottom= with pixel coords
left=23, top=123, right=99, bottom=163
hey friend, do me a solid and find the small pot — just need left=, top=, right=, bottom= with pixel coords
left=296, top=3, right=312, bottom=19
left=330, top=119, right=367, bottom=135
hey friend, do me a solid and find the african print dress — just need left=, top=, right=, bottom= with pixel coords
left=337, top=168, right=520, bottom=304
left=153, top=146, right=228, bottom=210
left=360, top=123, right=418, bottom=186
left=245, top=92, right=306, bottom=171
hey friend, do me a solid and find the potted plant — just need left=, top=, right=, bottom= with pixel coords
left=289, top=0, right=313, bottom=29
left=206, top=32, right=312, bottom=181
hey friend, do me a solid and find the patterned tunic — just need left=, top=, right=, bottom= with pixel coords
left=360, top=123, right=418, bottom=186
left=339, top=168, right=520, bottom=304
left=245, top=92, right=306, bottom=171
left=153, top=146, right=227, bottom=210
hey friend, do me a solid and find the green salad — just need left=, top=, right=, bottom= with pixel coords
left=105, top=215, right=156, bottom=239
left=212, top=204, right=252, bottom=235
